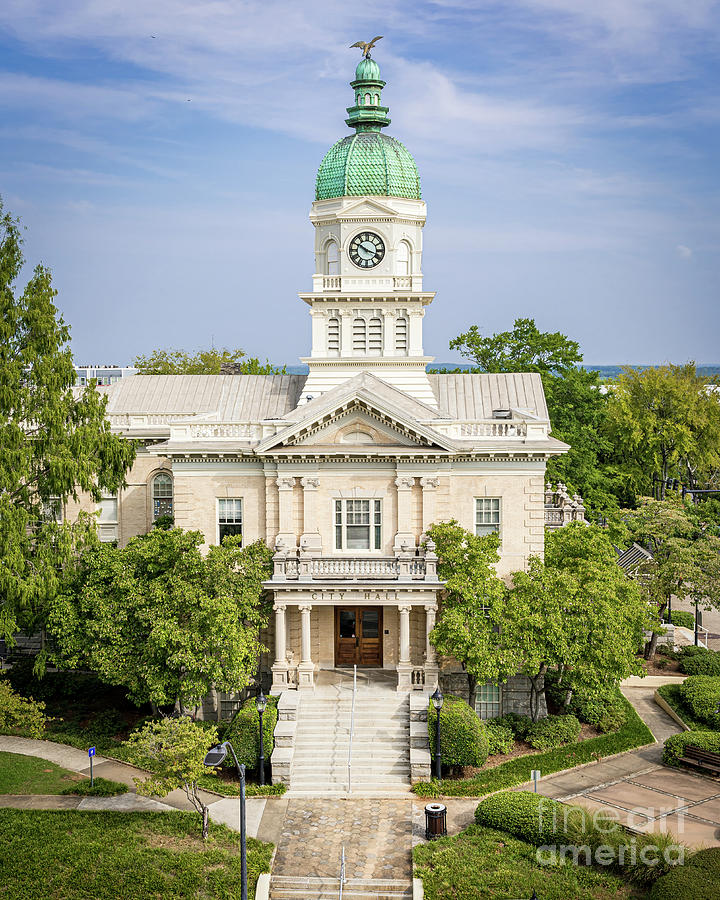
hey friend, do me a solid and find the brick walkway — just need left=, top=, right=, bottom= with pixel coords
left=272, top=799, right=413, bottom=881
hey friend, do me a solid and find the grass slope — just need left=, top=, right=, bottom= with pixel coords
left=413, top=694, right=653, bottom=798
left=0, top=809, right=273, bottom=900
left=413, top=824, right=647, bottom=899
left=0, top=751, right=84, bottom=794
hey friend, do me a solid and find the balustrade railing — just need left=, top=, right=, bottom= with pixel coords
left=272, top=552, right=439, bottom=582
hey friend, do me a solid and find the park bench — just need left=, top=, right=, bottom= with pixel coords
left=678, top=745, right=720, bottom=777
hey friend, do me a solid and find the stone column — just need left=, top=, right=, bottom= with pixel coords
left=420, top=476, right=439, bottom=536
left=271, top=603, right=289, bottom=694
left=408, top=309, right=424, bottom=355
left=297, top=603, right=314, bottom=689
left=397, top=603, right=413, bottom=691
left=424, top=603, right=439, bottom=686
left=340, top=310, right=354, bottom=357
left=299, top=477, right=321, bottom=557
left=394, top=475, right=416, bottom=552
left=275, top=476, right=296, bottom=549
left=382, top=310, right=395, bottom=356
left=310, top=311, right=325, bottom=358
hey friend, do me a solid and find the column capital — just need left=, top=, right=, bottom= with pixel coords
left=276, top=476, right=296, bottom=491
left=300, top=476, right=319, bottom=490
left=298, top=603, right=313, bottom=613
left=425, top=603, right=438, bottom=614
left=395, top=476, right=415, bottom=490
left=397, top=603, right=412, bottom=614
left=420, top=476, right=439, bottom=490
left=273, top=602, right=287, bottom=613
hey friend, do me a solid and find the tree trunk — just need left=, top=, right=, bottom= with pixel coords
left=202, top=805, right=209, bottom=840
left=562, top=689, right=573, bottom=709
left=644, top=600, right=668, bottom=659
left=529, top=665, right=547, bottom=723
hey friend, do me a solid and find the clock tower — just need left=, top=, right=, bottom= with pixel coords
left=300, top=54, right=437, bottom=406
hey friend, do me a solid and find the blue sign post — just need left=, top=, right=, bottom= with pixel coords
left=88, top=746, right=96, bottom=788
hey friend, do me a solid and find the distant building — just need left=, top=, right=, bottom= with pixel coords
left=74, top=365, right=137, bottom=387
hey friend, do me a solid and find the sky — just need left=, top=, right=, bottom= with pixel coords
left=1, top=1, right=719, bottom=368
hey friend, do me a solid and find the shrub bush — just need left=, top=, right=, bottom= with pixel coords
left=476, top=791, right=682, bottom=885
left=485, top=721, right=514, bottom=756
left=525, top=714, right=581, bottom=751
left=679, top=676, right=720, bottom=728
left=0, top=679, right=47, bottom=738
left=669, top=611, right=696, bottom=630
left=679, top=647, right=720, bottom=677
left=687, top=847, right=720, bottom=877
left=650, top=864, right=720, bottom=899
left=570, top=695, right=626, bottom=733
left=223, top=696, right=278, bottom=771
left=61, top=777, right=128, bottom=796
left=663, top=731, right=720, bottom=767
left=494, top=713, right=533, bottom=739
left=428, top=695, right=489, bottom=767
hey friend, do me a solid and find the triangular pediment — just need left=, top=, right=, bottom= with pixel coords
left=256, top=373, right=457, bottom=454
left=339, top=198, right=398, bottom=219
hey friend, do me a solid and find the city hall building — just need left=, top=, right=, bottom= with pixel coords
left=69, top=55, right=567, bottom=703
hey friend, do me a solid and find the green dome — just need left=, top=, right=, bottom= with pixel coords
left=316, top=132, right=421, bottom=201
left=355, top=57, right=381, bottom=81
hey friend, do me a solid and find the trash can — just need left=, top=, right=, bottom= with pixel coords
left=424, top=803, right=447, bottom=840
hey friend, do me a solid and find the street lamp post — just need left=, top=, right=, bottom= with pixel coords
left=204, top=741, right=247, bottom=900
left=431, top=686, right=443, bottom=780
left=255, top=692, right=268, bottom=787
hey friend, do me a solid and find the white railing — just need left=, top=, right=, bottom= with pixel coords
left=188, top=423, right=258, bottom=439
left=310, top=558, right=399, bottom=578
left=321, top=274, right=419, bottom=292
left=339, top=845, right=346, bottom=899
left=272, top=554, right=439, bottom=582
left=323, top=276, right=342, bottom=291
left=347, top=665, right=357, bottom=794
left=393, top=275, right=412, bottom=289
left=433, top=421, right=529, bottom=438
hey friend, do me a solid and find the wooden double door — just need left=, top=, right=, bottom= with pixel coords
left=334, top=606, right=383, bottom=667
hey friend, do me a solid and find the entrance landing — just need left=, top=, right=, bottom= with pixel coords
left=311, top=667, right=398, bottom=698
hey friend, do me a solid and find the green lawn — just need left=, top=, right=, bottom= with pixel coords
left=413, top=824, right=649, bottom=899
left=0, top=809, right=274, bottom=900
left=0, top=751, right=85, bottom=794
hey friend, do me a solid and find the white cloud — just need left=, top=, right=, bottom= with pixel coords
left=676, top=244, right=693, bottom=258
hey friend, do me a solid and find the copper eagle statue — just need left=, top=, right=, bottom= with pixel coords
left=350, top=36, right=383, bottom=59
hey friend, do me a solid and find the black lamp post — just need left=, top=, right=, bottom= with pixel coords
left=431, top=686, right=443, bottom=780
left=204, top=741, right=247, bottom=900
left=255, top=692, right=268, bottom=786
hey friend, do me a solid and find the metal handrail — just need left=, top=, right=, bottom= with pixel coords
left=347, top=664, right=357, bottom=793
left=339, top=845, right=346, bottom=900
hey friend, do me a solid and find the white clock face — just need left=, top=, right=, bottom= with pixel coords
left=349, top=232, right=385, bottom=269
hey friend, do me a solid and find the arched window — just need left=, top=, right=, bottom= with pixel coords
left=397, top=241, right=411, bottom=275
left=352, top=317, right=367, bottom=352
left=364, top=92, right=372, bottom=105
left=395, top=315, right=408, bottom=353
left=152, top=472, right=173, bottom=521
left=357, top=93, right=364, bottom=105
left=374, top=93, right=380, bottom=105
left=368, top=317, right=382, bottom=355
left=327, top=316, right=340, bottom=353
left=326, top=240, right=339, bottom=276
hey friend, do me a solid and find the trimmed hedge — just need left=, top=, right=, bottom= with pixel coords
left=525, top=714, right=581, bottom=751
left=662, top=731, right=720, bottom=767
left=656, top=684, right=709, bottom=731
left=570, top=695, right=627, bottom=733
left=223, top=696, right=278, bottom=771
left=485, top=722, right=514, bottom=756
left=428, top=695, right=489, bottom=768
left=679, top=647, right=720, bottom=677
left=679, top=676, right=720, bottom=728
left=475, top=791, right=682, bottom=885
left=650, top=865, right=720, bottom=899
left=669, top=611, right=696, bottom=630
left=413, top=693, right=653, bottom=797
left=688, top=848, right=720, bottom=877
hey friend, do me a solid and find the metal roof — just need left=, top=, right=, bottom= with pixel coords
left=101, top=372, right=550, bottom=425
left=429, top=373, right=549, bottom=421
left=103, top=374, right=305, bottom=421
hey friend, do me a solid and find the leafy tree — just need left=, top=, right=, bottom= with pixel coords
left=448, top=318, right=620, bottom=514
left=606, top=363, right=720, bottom=498
left=0, top=199, right=136, bottom=642
left=124, top=717, right=218, bottom=838
left=428, top=521, right=647, bottom=719
left=133, top=347, right=285, bottom=375
left=46, top=529, right=273, bottom=711
left=614, top=498, right=720, bottom=658
left=0, top=679, right=48, bottom=738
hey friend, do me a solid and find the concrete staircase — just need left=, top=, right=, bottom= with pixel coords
left=289, top=690, right=411, bottom=796
left=269, top=876, right=412, bottom=899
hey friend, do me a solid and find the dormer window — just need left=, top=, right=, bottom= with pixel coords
left=492, top=408, right=512, bottom=419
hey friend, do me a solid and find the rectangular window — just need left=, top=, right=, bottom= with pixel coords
left=218, top=498, right=243, bottom=543
left=475, top=498, right=501, bottom=536
left=334, top=499, right=382, bottom=550
left=41, top=497, right=63, bottom=524
left=96, top=495, right=118, bottom=543
left=475, top=683, right=502, bottom=720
